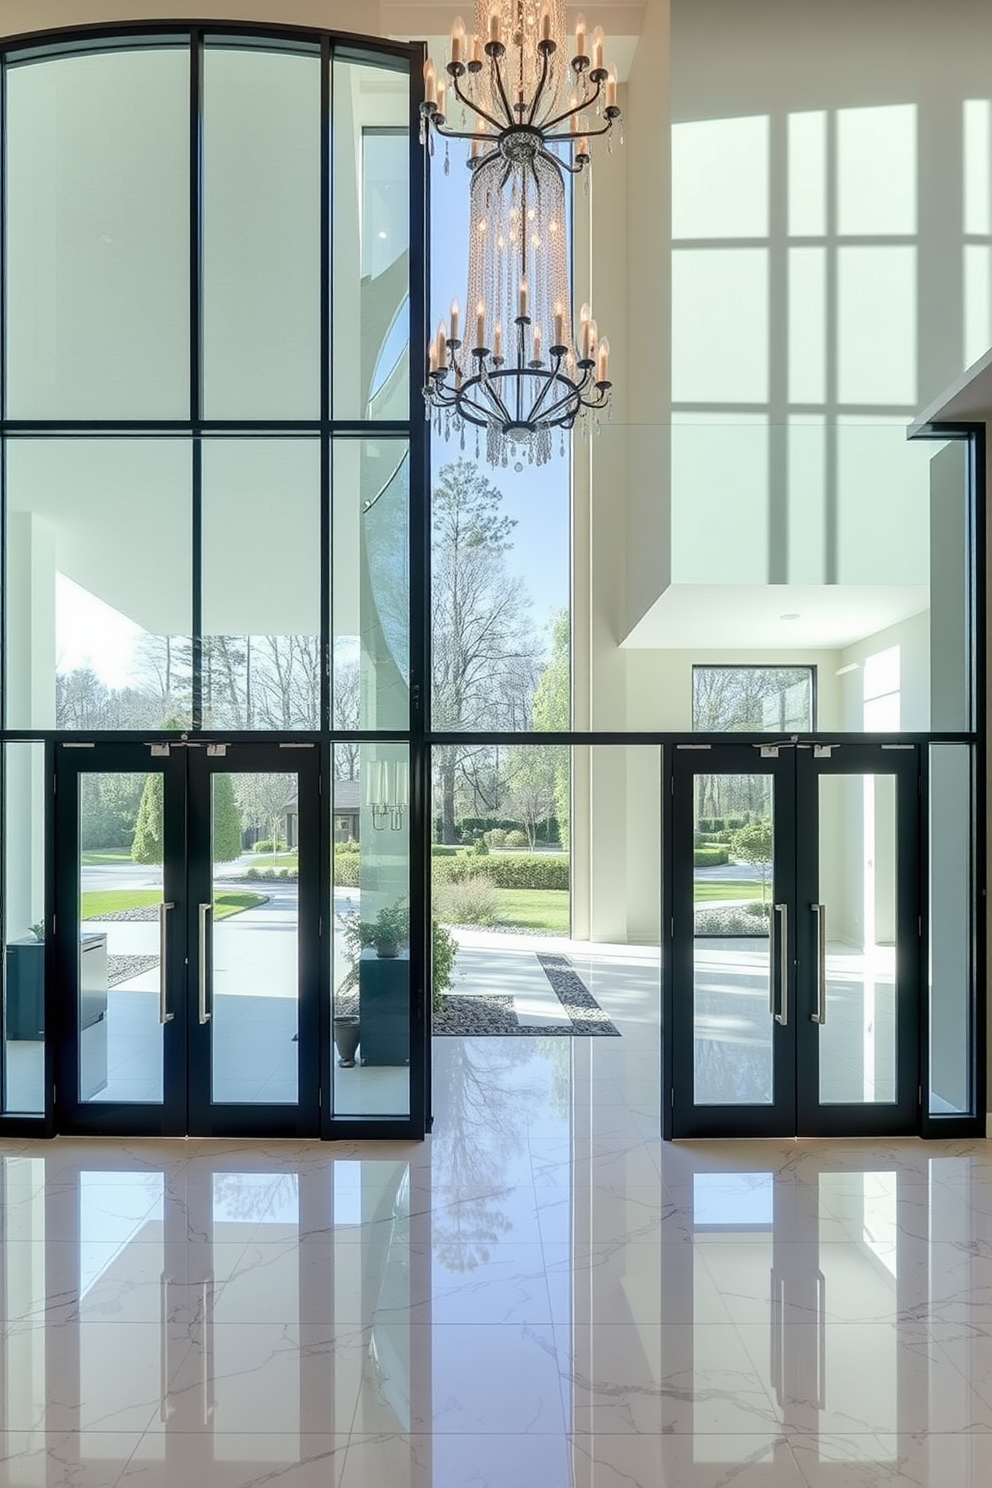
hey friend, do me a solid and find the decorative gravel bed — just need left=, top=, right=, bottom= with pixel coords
left=92, top=907, right=161, bottom=922
left=108, top=954, right=160, bottom=988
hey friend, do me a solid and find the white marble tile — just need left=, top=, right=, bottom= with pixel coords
left=554, top=1323, right=780, bottom=1435
left=0, top=1431, right=143, bottom=1488
left=117, top=1433, right=349, bottom=1487
left=339, top=1432, right=571, bottom=1488
left=789, top=1431, right=992, bottom=1487
left=567, top=1432, right=808, bottom=1488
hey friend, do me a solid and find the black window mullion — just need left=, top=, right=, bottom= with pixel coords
left=192, top=438, right=203, bottom=729
left=189, top=28, right=202, bottom=424
left=321, top=36, right=331, bottom=734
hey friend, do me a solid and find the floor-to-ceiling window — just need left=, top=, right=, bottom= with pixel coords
left=0, top=25, right=428, bottom=1137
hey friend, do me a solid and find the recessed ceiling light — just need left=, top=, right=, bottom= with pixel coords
left=780, top=612, right=800, bottom=620
left=377, top=230, right=388, bottom=239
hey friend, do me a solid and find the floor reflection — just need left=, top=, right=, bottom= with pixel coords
left=2, top=1040, right=992, bottom=1484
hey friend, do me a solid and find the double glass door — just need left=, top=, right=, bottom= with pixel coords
left=53, top=742, right=320, bottom=1136
left=667, top=742, right=920, bottom=1138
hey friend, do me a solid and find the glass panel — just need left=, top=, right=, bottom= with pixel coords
left=202, top=42, right=320, bottom=418
left=211, top=773, right=298, bottom=1105
left=817, top=774, right=897, bottom=1105
left=929, top=745, right=973, bottom=1115
left=3, top=743, right=47, bottom=1114
left=202, top=441, right=320, bottom=729
left=332, top=439, right=409, bottom=731
left=692, top=666, right=813, bottom=731
left=6, top=440, right=193, bottom=731
left=692, top=774, right=774, bottom=1105
left=332, top=743, right=410, bottom=1118
left=332, top=60, right=410, bottom=420
left=79, top=772, right=163, bottom=1104
left=6, top=45, right=189, bottom=418
left=429, top=456, right=569, bottom=733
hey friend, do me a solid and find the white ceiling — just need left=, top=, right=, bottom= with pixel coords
left=622, top=583, right=931, bottom=652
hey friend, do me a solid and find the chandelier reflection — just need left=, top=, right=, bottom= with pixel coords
left=422, top=1, right=618, bottom=467
left=366, top=760, right=408, bottom=832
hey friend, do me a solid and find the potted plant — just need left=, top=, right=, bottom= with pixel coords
left=337, top=903, right=457, bottom=1016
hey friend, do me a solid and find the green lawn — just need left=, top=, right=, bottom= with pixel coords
left=250, top=851, right=298, bottom=868
left=80, top=850, right=133, bottom=865
left=81, top=889, right=268, bottom=921
left=493, top=888, right=570, bottom=933
left=693, top=879, right=764, bottom=902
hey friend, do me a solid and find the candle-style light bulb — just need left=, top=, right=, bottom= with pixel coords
left=437, top=319, right=447, bottom=366
left=606, top=67, right=617, bottom=108
left=488, top=11, right=501, bottom=44
left=493, top=321, right=503, bottom=359
left=428, top=336, right=438, bottom=373
left=540, top=9, right=552, bottom=44
left=424, top=59, right=437, bottom=106
left=591, top=26, right=605, bottom=70
left=553, top=302, right=564, bottom=348
left=471, top=32, right=483, bottom=64
left=579, top=304, right=591, bottom=359
left=518, top=276, right=529, bottom=320
left=596, top=336, right=610, bottom=382
left=450, top=16, right=465, bottom=65
left=436, top=79, right=446, bottom=117
left=449, top=299, right=460, bottom=344
left=575, top=11, right=587, bottom=58
left=532, top=323, right=542, bottom=362
left=475, top=299, right=486, bottom=349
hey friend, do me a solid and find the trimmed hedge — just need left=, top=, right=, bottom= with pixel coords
left=432, top=852, right=569, bottom=890
left=693, top=846, right=729, bottom=867
left=334, top=848, right=570, bottom=891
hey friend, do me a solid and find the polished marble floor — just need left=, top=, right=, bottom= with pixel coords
left=2, top=1021, right=992, bottom=1484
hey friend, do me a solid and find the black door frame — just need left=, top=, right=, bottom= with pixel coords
left=53, top=739, right=321, bottom=1137
left=665, top=741, right=921, bottom=1139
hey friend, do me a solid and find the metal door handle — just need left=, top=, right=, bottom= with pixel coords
left=774, top=904, right=788, bottom=1025
left=159, top=903, right=174, bottom=1024
left=198, top=902, right=212, bottom=1024
left=811, top=903, right=827, bottom=1024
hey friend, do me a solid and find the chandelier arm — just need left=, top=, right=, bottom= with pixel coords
left=525, top=368, right=577, bottom=423
left=488, top=51, right=518, bottom=134
left=538, top=76, right=605, bottom=134
left=542, top=117, right=616, bottom=148
left=447, top=69, right=510, bottom=134
left=525, top=44, right=553, bottom=128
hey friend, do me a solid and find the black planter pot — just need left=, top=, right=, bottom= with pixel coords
left=333, top=1014, right=361, bottom=1067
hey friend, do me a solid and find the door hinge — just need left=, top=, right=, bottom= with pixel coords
left=206, top=744, right=228, bottom=757
left=149, top=744, right=170, bottom=757
left=813, top=744, right=833, bottom=758
left=759, top=745, right=779, bottom=758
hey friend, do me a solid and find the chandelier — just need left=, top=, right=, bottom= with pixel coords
left=421, top=2, right=620, bottom=467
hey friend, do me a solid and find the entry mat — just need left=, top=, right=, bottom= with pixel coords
left=432, top=953, right=620, bottom=1037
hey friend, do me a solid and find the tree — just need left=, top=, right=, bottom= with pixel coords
left=505, top=746, right=557, bottom=850
left=730, top=817, right=773, bottom=901
left=233, top=772, right=294, bottom=854
left=333, top=653, right=361, bottom=781
left=431, top=460, right=540, bottom=842
left=131, top=774, right=164, bottom=864
left=211, top=774, right=243, bottom=863
left=531, top=609, right=570, bottom=849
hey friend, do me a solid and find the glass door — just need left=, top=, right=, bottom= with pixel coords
left=53, top=741, right=321, bottom=1136
left=186, top=744, right=320, bottom=1137
left=667, top=743, right=919, bottom=1138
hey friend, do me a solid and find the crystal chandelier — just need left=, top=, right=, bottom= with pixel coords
left=421, top=2, right=620, bottom=467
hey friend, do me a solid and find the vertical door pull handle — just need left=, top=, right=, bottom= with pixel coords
left=811, top=903, right=827, bottom=1024
left=774, top=904, right=789, bottom=1025
left=198, top=902, right=212, bottom=1024
left=159, top=903, right=175, bottom=1024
